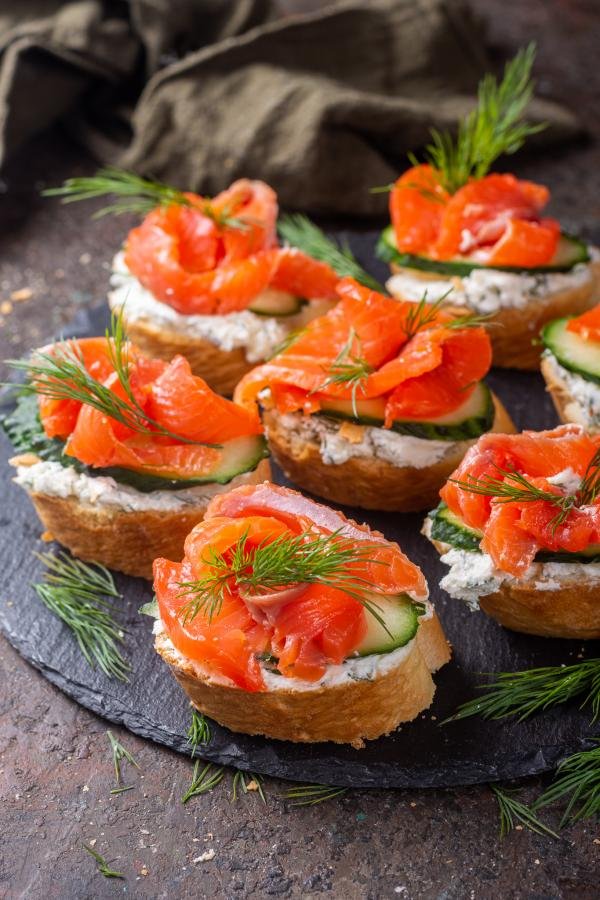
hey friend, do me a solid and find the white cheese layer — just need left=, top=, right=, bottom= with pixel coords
left=271, top=411, right=457, bottom=469
left=439, top=547, right=600, bottom=610
left=14, top=459, right=230, bottom=512
left=386, top=253, right=595, bottom=315
left=109, top=252, right=331, bottom=363
left=154, top=604, right=433, bottom=692
left=542, top=350, right=600, bottom=430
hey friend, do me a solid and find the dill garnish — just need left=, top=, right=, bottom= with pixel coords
left=419, top=44, right=545, bottom=194
left=534, top=742, right=600, bottom=826
left=491, top=785, right=558, bottom=839
left=231, top=770, right=266, bottom=803
left=181, top=762, right=225, bottom=804
left=82, top=843, right=125, bottom=879
left=283, top=783, right=348, bottom=806
left=278, top=214, right=385, bottom=292
left=187, top=709, right=211, bottom=755
left=107, top=730, right=140, bottom=784
left=32, top=552, right=130, bottom=681
left=313, top=328, right=373, bottom=418
left=43, top=166, right=248, bottom=229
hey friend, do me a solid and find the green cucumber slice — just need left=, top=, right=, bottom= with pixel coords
left=319, top=381, right=494, bottom=441
left=248, top=290, right=305, bottom=317
left=541, top=317, right=600, bottom=384
left=428, top=503, right=600, bottom=563
left=2, top=393, right=268, bottom=493
left=355, top=593, right=422, bottom=656
left=377, top=226, right=589, bottom=277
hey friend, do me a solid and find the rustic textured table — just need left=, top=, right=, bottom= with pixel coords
left=1, top=2, right=600, bottom=897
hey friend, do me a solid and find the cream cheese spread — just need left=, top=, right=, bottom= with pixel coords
left=154, top=603, right=433, bottom=691
left=272, top=411, right=459, bottom=469
left=387, top=253, right=595, bottom=315
left=542, top=350, right=600, bottom=430
left=109, top=252, right=331, bottom=363
left=14, top=459, right=230, bottom=512
left=438, top=547, right=600, bottom=610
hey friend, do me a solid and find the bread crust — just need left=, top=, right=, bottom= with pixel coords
left=389, top=260, right=600, bottom=370
left=121, top=314, right=253, bottom=397
left=540, top=353, right=599, bottom=432
left=261, top=395, right=515, bottom=512
left=11, top=457, right=271, bottom=579
left=426, top=534, right=600, bottom=640
left=155, top=610, right=451, bottom=747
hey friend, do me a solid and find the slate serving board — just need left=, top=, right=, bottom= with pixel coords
left=1, top=233, right=598, bottom=789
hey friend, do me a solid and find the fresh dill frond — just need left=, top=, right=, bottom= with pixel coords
left=110, top=785, right=135, bottom=795
left=422, top=44, right=545, bottom=194
left=313, top=328, right=373, bottom=418
left=443, top=311, right=494, bottom=331
left=177, top=527, right=390, bottom=632
left=533, top=742, right=600, bottom=826
left=181, top=761, right=225, bottom=804
left=578, top=448, right=600, bottom=506
left=231, top=770, right=266, bottom=804
left=447, top=659, right=600, bottom=723
left=187, top=709, right=211, bottom=756
left=82, top=843, right=125, bottom=879
left=107, top=730, right=140, bottom=784
left=7, top=308, right=220, bottom=448
left=490, top=785, right=558, bottom=839
left=402, top=289, right=454, bottom=340
left=278, top=214, right=385, bottom=292
left=283, top=783, right=348, bottom=806
left=43, top=166, right=248, bottom=229
left=268, top=326, right=309, bottom=359
left=32, top=552, right=130, bottom=681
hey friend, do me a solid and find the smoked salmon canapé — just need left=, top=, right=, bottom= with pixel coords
left=47, top=169, right=340, bottom=396
left=377, top=48, right=599, bottom=370
left=540, top=303, right=600, bottom=433
left=233, top=277, right=515, bottom=512
left=423, top=425, right=600, bottom=639
left=4, top=332, right=270, bottom=578
left=149, top=483, right=450, bottom=746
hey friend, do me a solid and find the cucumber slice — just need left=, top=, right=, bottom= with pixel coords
left=319, top=381, right=494, bottom=441
left=2, top=393, right=268, bottom=493
left=428, top=503, right=600, bottom=562
left=355, top=593, right=421, bottom=656
left=377, top=226, right=590, bottom=277
left=248, top=290, right=305, bottom=317
left=541, top=318, right=600, bottom=384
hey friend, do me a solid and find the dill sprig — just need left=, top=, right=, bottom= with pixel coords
left=107, top=730, right=140, bottom=784
left=578, top=448, right=600, bottom=506
left=490, top=785, right=558, bottom=839
left=177, top=527, right=390, bottom=631
left=283, top=783, right=348, bottom=806
left=447, top=659, right=600, bottom=723
left=187, top=709, right=211, bottom=755
left=7, top=309, right=219, bottom=448
left=402, top=290, right=453, bottom=340
left=181, top=761, right=225, bottom=804
left=534, top=742, right=600, bottom=826
left=43, top=166, right=248, bottom=229
left=420, top=44, right=545, bottom=194
left=268, top=326, right=309, bottom=360
left=231, top=770, right=266, bottom=803
left=278, top=214, right=385, bottom=292
left=313, top=328, right=373, bottom=418
left=82, top=844, right=125, bottom=879
left=32, top=552, right=130, bottom=681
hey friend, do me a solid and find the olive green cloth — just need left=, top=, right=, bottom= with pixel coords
left=0, top=0, right=579, bottom=216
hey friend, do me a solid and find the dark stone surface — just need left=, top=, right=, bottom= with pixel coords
left=2, top=1, right=600, bottom=896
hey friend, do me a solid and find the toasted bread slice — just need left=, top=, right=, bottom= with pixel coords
left=155, top=606, right=451, bottom=747
left=540, top=353, right=600, bottom=433
left=10, top=455, right=271, bottom=579
left=389, top=260, right=600, bottom=370
left=425, top=531, right=600, bottom=640
left=261, top=394, right=514, bottom=512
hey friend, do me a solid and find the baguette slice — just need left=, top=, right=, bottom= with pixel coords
left=261, top=394, right=515, bottom=512
left=389, top=260, right=600, bottom=370
left=155, top=605, right=450, bottom=747
left=10, top=454, right=271, bottom=579
left=425, top=531, right=600, bottom=640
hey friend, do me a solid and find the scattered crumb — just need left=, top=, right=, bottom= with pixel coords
left=193, top=850, right=215, bottom=863
left=41, top=531, right=55, bottom=543
left=593, top=838, right=600, bottom=845
left=1, top=301, right=13, bottom=315
left=82, top=785, right=89, bottom=793
left=246, top=780, right=259, bottom=792
left=11, top=287, right=33, bottom=301
left=410, top=802, right=416, bottom=808
left=204, top=833, right=213, bottom=841
left=140, top=866, right=149, bottom=876
left=79, top=253, right=92, bottom=265
left=88, top=839, right=96, bottom=847
left=515, top=825, right=523, bottom=831
left=140, top=828, right=150, bottom=835
left=534, top=859, right=540, bottom=865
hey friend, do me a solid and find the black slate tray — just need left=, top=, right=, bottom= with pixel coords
left=1, top=233, right=598, bottom=789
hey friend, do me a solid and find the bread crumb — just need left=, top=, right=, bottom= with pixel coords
left=41, top=531, right=55, bottom=542
left=245, top=780, right=258, bottom=792
left=11, top=288, right=33, bottom=301
left=79, top=253, right=92, bottom=265
left=140, top=866, right=149, bottom=876
left=193, top=850, right=215, bottom=863
left=1, top=301, right=13, bottom=315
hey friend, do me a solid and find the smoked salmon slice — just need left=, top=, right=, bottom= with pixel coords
left=235, top=276, right=492, bottom=423
left=441, top=425, right=600, bottom=575
left=567, top=304, right=600, bottom=343
left=153, top=484, right=427, bottom=690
